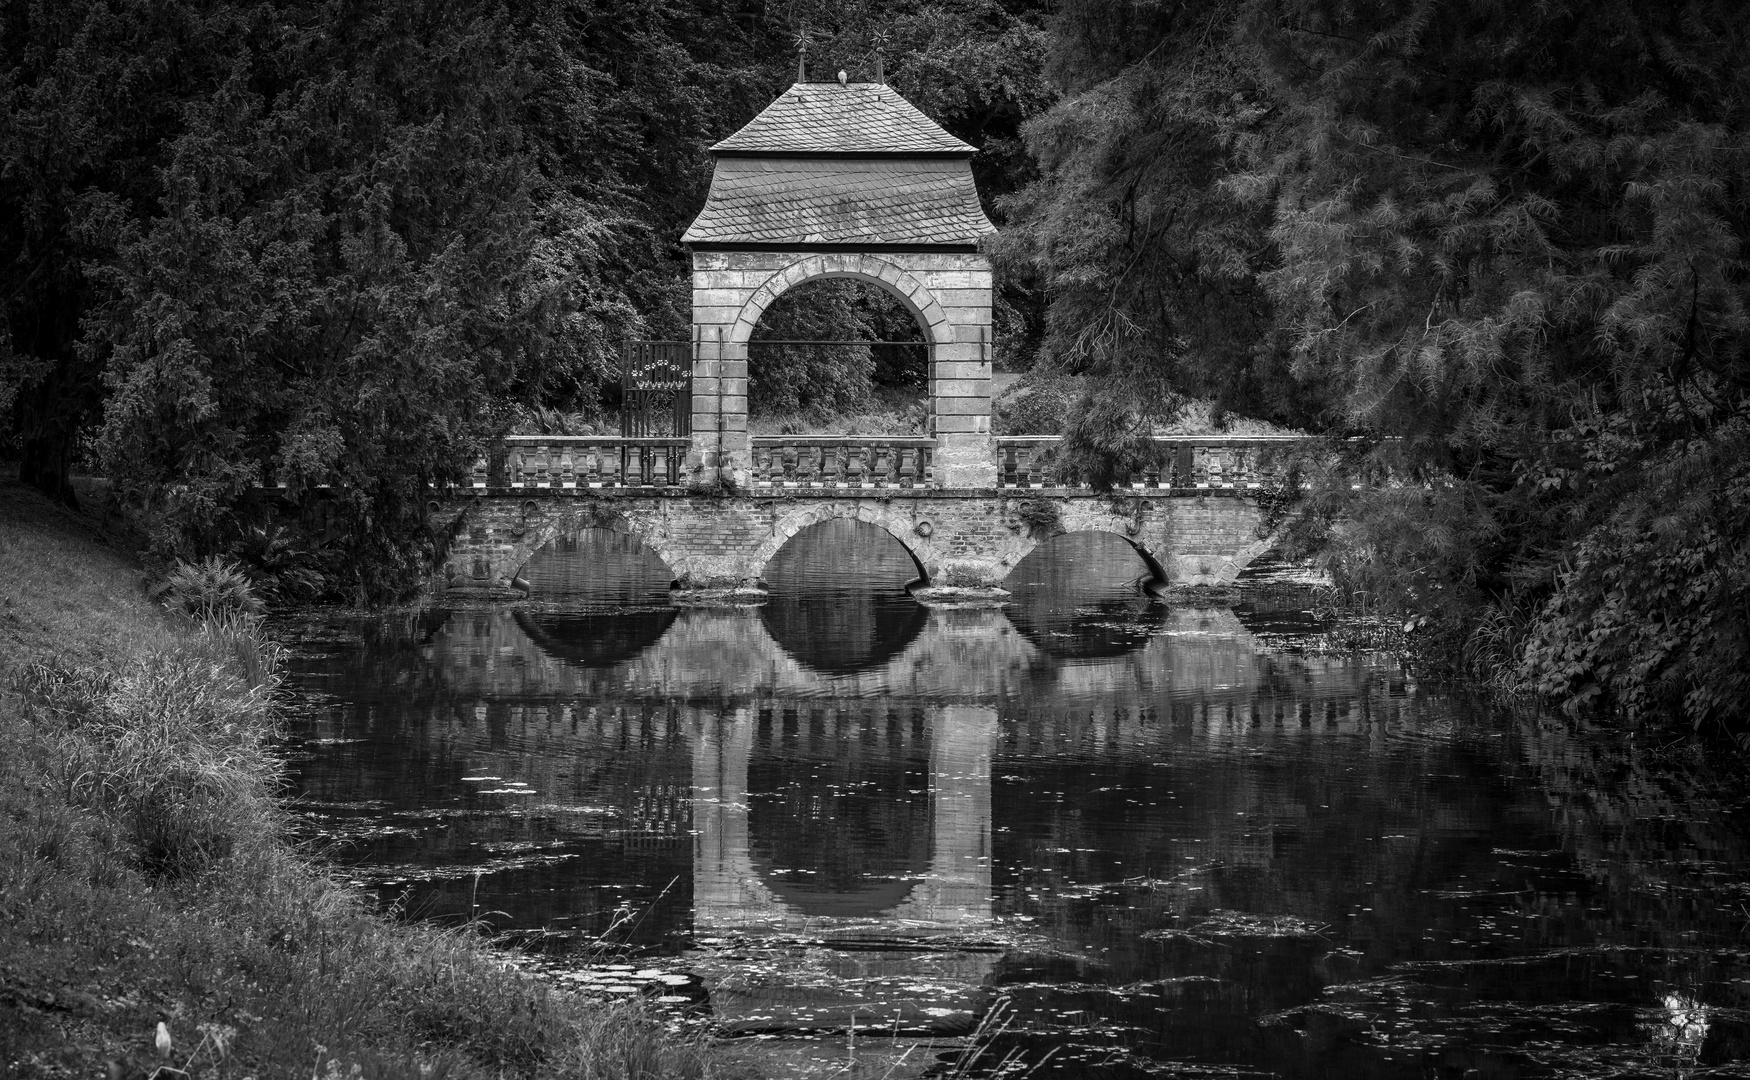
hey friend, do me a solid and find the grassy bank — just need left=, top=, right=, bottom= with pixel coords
left=0, top=481, right=725, bottom=1079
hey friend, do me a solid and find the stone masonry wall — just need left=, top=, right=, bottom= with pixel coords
left=437, top=490, right=1273, bottom=593
left=690, top=250, right=994, bottom=487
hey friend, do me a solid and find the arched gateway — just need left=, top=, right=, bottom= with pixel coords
left=682, top=79, right=998, bottom=487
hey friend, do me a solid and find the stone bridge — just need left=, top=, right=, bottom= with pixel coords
left=433, top=434, right=1308, bottom=598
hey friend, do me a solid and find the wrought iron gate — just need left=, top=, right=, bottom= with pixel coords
left=620, top=340, right=692, bottom=437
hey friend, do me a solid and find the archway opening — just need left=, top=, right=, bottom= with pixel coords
left=748, top=705, right=933, bottom=918
left=515, top=528, right=678, bottom=667
left=748, top=277, right=930, bottom=435
left=760, top=518, right=927, bottom=675
left=1004, top=532, right=1167, bottom=660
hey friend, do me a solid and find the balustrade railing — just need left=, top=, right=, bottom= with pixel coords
left=457, top=433, right=1325, bottom=491
left=996, top=435, right=1311, bottom=490
left=749, top=437, right=935, bottom=488
left=471, top=436, right=690, bottom=489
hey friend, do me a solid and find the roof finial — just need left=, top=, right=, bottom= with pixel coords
left=873, top=32, right=889, bottom=85
left=794, top=26, right=811, bottom=84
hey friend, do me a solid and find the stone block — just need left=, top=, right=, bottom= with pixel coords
left=933, top=341, right=984, bottom=362
left=933, top=414, right=989, bottom=435
left=933, top=362, right=989, bottom=381
left=691, top=306, right=744, bottom=327
left=916, top=270, right=988, bottom=290
left=935, top=396, right=991, bottom=415
left=932, top=288, right=993, bottom=309
left=693, top=288, right=752, bottom=308
left=709, top=252, right=789, bottom=271
left=933, top=379, right=988, bottom=398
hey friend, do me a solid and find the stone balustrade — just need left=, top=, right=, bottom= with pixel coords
left=471, top=436, right=691, bottom=489
left=459, top=433, right=1326, bottom=491
left=748, top=436, right=936, bottom=488
left=996, top=435, right=1312, bottom=490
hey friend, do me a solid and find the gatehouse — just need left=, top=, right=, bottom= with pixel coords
left=432, top=75, right=1317, bottom=599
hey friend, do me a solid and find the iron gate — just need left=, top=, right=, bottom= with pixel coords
left=621, top=340, right=692, bottom=437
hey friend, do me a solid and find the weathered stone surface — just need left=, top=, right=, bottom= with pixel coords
left=690, top=249, right=995, bottom=483
left=435, top=490, right=1274, bottom=595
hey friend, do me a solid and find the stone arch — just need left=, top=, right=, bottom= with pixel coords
left=507, top=507, right=685, bottom=590
left=728, top=253, right=956, bottom=349
left=752, top=502, right=941, bottom=586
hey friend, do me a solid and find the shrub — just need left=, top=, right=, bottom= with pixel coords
left=159, top=554, right=266, bottom=622
left=1011, top=497, right=1063, bottom=538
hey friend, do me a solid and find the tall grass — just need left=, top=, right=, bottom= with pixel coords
left=0, top=480, right=732, bottom=1080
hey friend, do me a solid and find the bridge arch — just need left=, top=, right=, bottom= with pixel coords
left=509, top=509, right=685, bottom=590
left=728, top=253, right=956, bottom=350
left=753, top=502, right=940, bottom=586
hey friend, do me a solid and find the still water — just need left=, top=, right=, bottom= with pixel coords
left=281, top=521, right=1750, bottom=1077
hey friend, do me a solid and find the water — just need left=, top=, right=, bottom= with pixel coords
left=280, top=522, right=1750, bottom=1077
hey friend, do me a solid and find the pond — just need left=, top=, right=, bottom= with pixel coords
left=279, top=521, right=1750, bottom=1078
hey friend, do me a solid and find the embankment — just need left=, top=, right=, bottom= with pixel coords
left=0, top=480, right=727, bottom=1079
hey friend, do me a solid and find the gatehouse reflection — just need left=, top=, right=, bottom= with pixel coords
left=690, top=703, right=999, bottom=1033
left=693, top=705, right=996, bottom=933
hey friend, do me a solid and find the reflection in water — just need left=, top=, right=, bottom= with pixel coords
left=279, top=524, right=1750, bottom=1077
left=1005, top=532, right=1166, bottom=659
left=759, top=518, right=927, bottom=673
left=514, top=609, right=679, bottom=669
left=746, top=705, right=932, bottom=917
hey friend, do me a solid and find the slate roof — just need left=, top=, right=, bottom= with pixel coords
left=711, top=82, right=976, bottom=156
left=685, top=83, right=994, bottom=248
left=682, top=158, right=995, bottom=247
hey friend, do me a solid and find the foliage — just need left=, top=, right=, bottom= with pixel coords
left=158, top=555, right=265, bottom=623
left=993, top=370, right=1079, bottom=435
left=229, top=524, right=330, bottom=607
left=749, top=280, right=889, bottom=418
left=1010, top=496, right=1063, bottom=538
left=1005, top=0, right=1750, bottom=728
left=1519, top=423, right=1750, bottom=728
left=990, top=0, right=1304, bottom=446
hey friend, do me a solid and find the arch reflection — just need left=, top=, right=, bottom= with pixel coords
left=1005, top=532, right=1168, bottom=660
left=692, top=704, right=996, bottom=932
left=512, top=608, right=679, bottom=670
left=748, top=705, right=933, bottom=917
left=760, top=518, right=928, bottom=675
